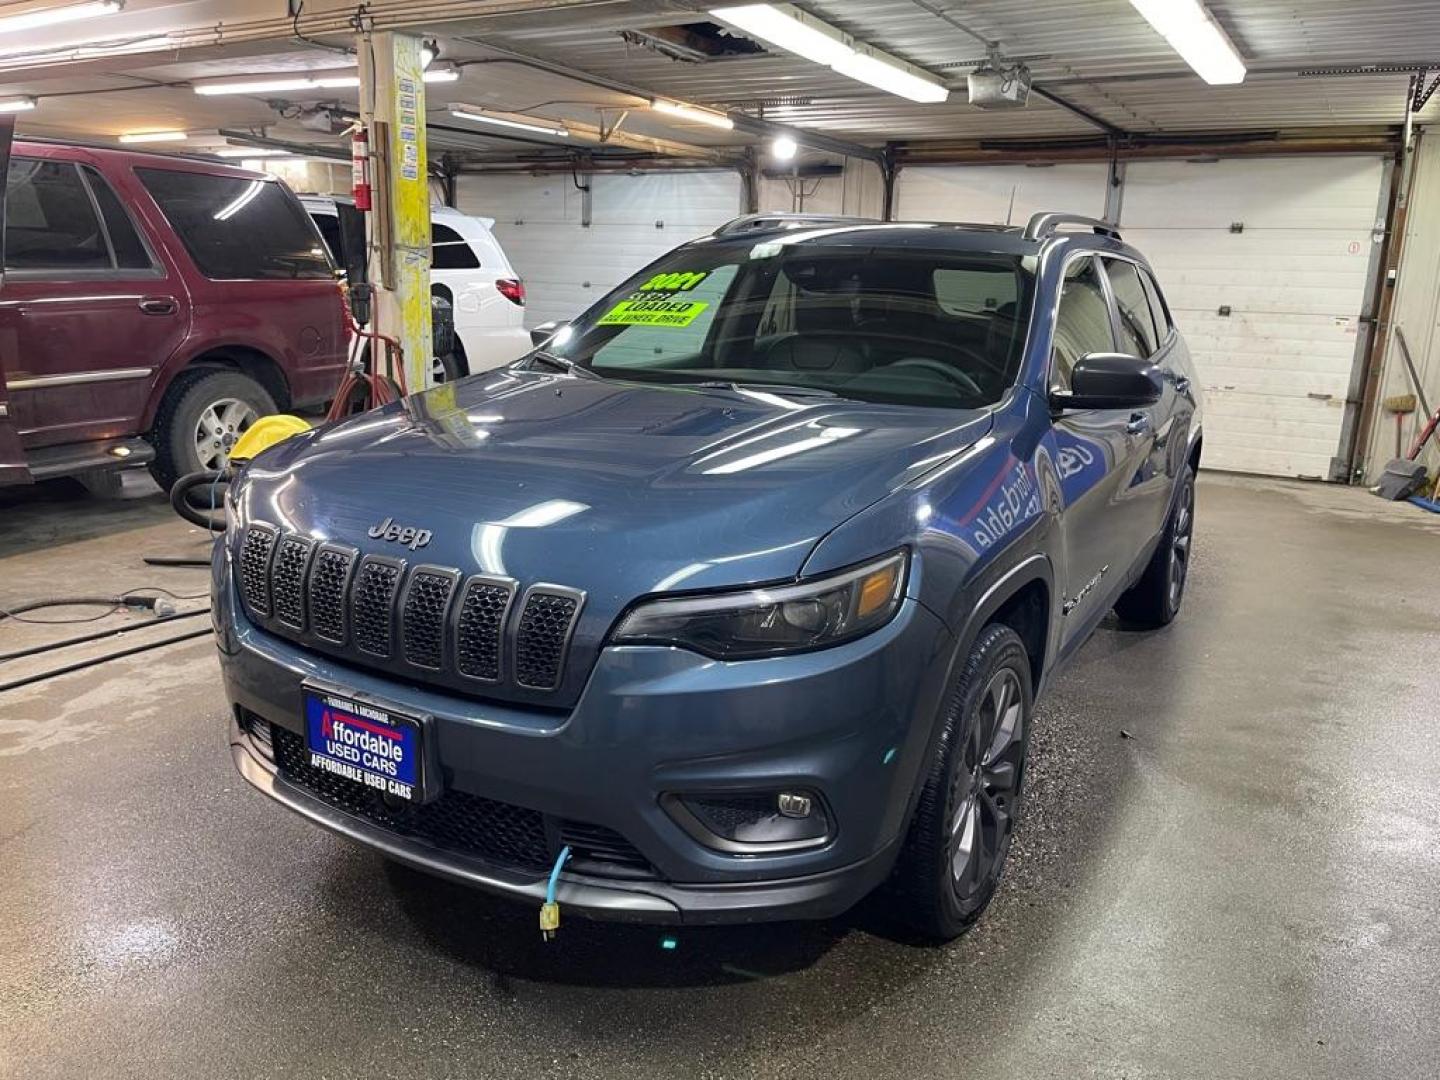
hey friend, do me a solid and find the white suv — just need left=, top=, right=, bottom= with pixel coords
left=300, top=196, right=530, bottom=375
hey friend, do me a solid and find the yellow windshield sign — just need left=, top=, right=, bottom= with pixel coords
left=598, top=297, right=709, bottom=327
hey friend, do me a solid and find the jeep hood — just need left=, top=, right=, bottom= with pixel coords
left=236, top=370, right=991, bottom=600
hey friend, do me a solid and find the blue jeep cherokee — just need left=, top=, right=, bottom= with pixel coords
left=216, top=211, right=1201, bottom=940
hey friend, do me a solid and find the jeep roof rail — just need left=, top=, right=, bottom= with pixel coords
left=713, top=212, right=875, bottom=237
left=1024, top=212, right=1122, bottom=241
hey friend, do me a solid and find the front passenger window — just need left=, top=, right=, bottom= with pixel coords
left=1050, top=257, right=1114, bottom=391
left=1104, top=258, right=1159, bottom=357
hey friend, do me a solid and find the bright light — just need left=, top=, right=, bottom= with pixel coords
left=709, top=4, right=852, bottom=66
left=119, top=131, right=187, bottom=143
left=833, top=48, right=948, bottom=103
left=709, top=3, right=948, bottom=104
left=0, top=96, right=36, bottom=113
left=650, top=99, right=734, bottom=130
left=213, top=146, right=289, bottom=158
left=448, top=106, right=569, bottom=138
left=213, top=180, right=265, bottom=222
left=420, top=40, right=438, bottom=68
left=196, top=65, right=456, bottom=95
left=770, top=134, right=798, bottom=161
left=0, top=0, right=122, bottom=36
left=1128, top=0, right=1246, bottom=85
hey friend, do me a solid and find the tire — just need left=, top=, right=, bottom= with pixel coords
left=1114, top=463, right=1196, bottom=628
left=148, top=369, right=276, bottom=492
left=891, top=622, right=1033, bottom=941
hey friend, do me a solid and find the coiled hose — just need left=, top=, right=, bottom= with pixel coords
left=170, top=470, right=230, bottom=532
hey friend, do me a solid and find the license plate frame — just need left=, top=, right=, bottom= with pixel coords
left=300, top=681, right=438, bottom=804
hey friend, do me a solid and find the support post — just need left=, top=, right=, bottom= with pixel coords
left=359, top=31, right=432, bottom=394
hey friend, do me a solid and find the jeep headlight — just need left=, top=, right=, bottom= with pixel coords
left=611, top=551, right=908, bottom=660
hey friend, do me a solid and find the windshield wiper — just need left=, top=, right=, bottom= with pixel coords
left=696, top=380, right=838, bottom=399
left=523, top=351, right=604, bottom=380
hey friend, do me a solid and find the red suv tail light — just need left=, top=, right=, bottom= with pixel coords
left=496, top=278, right=525, bottom=306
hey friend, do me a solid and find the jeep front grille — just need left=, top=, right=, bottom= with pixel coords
left=235, top=523, right=583, bottom=699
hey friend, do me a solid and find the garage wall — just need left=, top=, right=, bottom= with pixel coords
left=1362, top=129, right=1440, bottom=482
left=757, top=159, right=886, bottom=218
left=896, top=164, right=1109, bottom=224
left=894, top=156, right=1387, bottom=480
left=455, top=171, right=741, bottom=326
left=1123, top=157, right=1387, bottom=479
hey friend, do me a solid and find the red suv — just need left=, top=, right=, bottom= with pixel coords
left=0, top=141, right=346, bottom=491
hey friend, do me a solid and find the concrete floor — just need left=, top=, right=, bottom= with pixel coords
left=2, top=471, right=1439, bottom=1080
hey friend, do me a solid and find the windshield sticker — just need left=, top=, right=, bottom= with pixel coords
left=636, top=270, right=709, bottom=292
left=599, top=297, right=710, bottom=327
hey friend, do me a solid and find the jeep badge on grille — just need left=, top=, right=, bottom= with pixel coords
left=368, top=517, right=432, bottom=551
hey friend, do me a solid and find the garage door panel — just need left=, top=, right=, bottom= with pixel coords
left=1123, top=158, right=1385, bottom=229
left=456, top=172, right=740, bottom=326
left=1121, top=156, right=1384, bottom=479
left=896, top=164, right=1107, bottom=224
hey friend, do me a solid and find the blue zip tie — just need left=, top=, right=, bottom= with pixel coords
left=546, top=845, right=572, bottom=904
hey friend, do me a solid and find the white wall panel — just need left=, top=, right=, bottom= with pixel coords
left=455, top=171, right=741, bottom=326
left=895, top=164, right=1108, bottom=225
left=758, top=160, right=886, bottom=218
left=1123, top=156, right=1385, bottom=479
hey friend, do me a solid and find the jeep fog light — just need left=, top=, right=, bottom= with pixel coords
left=664, top=791, right=832, bottom=853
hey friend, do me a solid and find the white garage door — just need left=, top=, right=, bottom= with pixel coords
left=896, top=164, right=1108, bottom=225
left=454, top=171, right=741, bottom=327
left=1121, top=157, right=1386, bottom=479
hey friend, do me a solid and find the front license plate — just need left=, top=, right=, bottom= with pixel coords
left=303, top=689, right=421, bottom=802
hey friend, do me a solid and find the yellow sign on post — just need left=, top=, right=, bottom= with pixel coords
left=361, top=31, right=433, bottom=394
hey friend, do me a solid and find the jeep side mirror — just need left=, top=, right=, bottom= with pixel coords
left=1050, top=352, right=1163, bottom=411
left=530, top=321, right=562, bottom=348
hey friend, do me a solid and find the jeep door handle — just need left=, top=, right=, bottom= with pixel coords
left=139, top=297, right=177, bottom=316
left=1126, top=413, right=1151, bottom=436
left=1175, top=376, right=1191, bottom=395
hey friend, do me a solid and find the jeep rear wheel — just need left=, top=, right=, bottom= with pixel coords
left=148, top=369, right=276, bottom=491
left=891, top=622, right=1032, bottom=941
left=1114, top=463, right=1196, bottom=628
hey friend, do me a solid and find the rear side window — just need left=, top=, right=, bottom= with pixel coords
left=81, top=166, right=153, bottom=270
left=1103, top=258, right=1160, bottom=357
left=432, top=223, right=480, bottom=270
left=137, top=168, right=333, bottom=280
left=3, top=159, right=109, bottom=271
left=1139, top=268, right=1172, bottom=338
left=309, top=212, right=343, bottom=263
left=1050, top=257, right=1114, bottom=391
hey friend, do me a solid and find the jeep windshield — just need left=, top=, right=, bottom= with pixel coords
left=548, top=244, right=1036, bottom=409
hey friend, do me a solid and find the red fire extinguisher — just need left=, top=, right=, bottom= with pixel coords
left=351, top=126, right=372, bottom=212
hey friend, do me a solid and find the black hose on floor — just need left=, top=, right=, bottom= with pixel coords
left=170, top=470, right=229, bottom=532
left=0, top=627, right=214, bottom=693
left=0, top=608, right=212, bottom=665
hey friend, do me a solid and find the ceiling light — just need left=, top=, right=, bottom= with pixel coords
left=771, top=134, right=797, bottom=160
left=213, top=147, right=289, bottom=158
left=0, top=0, right=122, bottom=36
left=422, top=66, right=459, bottom=84
left=1128, top=0, right=1246, bottom=85
left=196, top=66, right=455, bottom=96
left=833, top=49, right=948, bottom=104
left=650, top=99, right=734, bottom=130
left=119, top=131, right=187, bottom=143
left=709, top=3, right=949, bottom=104
left=448, top=105, right=569, bottom=138
left=0, top=96, right=36, bottom=113
left=709, top=4, right=851, bottom=66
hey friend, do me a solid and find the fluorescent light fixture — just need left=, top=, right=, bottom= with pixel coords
left=196, top=65, right=456, bottom=96
left=0, top=96, right=36, bottom=113
left=709, top=3, right=948, bottom=104
left=709, top=4, right=851, bottom=66
left=213, top=147, right=289, bottom=158
left=833, top=48, right=948, bottom=104
left=448, top=105, right=569, bottom=138
left=0, top=0, right=122, bottom=36
left=119, top=131, right=187, bottom=143
left=1128, top=0, right=1245, bottom=85
left=649, top=99, right=734, bottom=130
left=771, top=134, right=797, bottom=160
